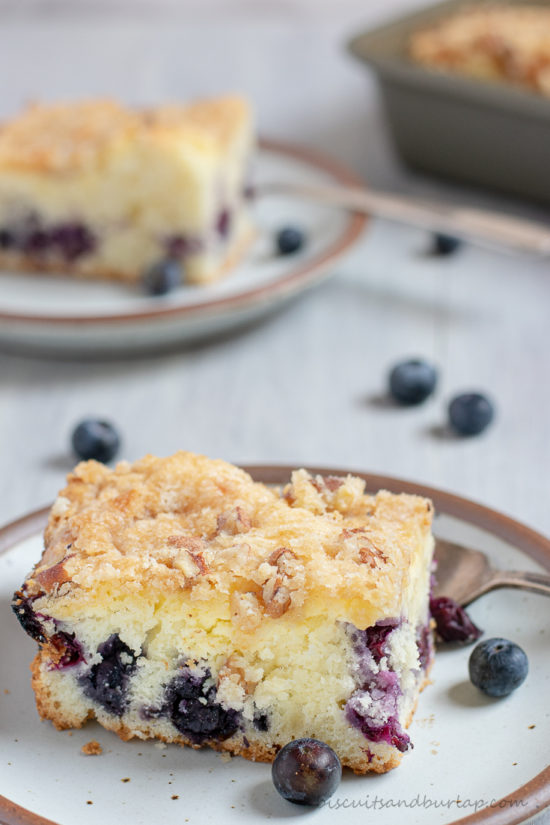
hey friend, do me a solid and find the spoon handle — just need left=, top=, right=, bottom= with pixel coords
left=489, top=569, right=550, bottom=598
left=262, top=182, right=550, bottom=257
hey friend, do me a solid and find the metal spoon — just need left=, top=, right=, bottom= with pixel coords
left=262, top=181, right=550, bottom=257
left=433, top=537, right=550, bottom=606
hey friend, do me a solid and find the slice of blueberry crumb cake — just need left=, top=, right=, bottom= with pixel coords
left=12, top=452, right=434, bottom=774
left=0, top=97, right=254, bottom=286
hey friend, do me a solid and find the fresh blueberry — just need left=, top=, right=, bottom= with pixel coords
left=143, top=258, right=182, bottom=295
left=276, top=226, right=305, bottom=256
left=469, top=638, right=528, bottom=697
left=448, top=392, right=494, bottom=435
left=433, top=233, right=462, bottom=256
left=71, top=419, right=120, bottom=463
left=389, top=359, right=438, bottom=405
left=272, top=738, right=342, bottom=806
left=430, top=596, right=483, bottom=644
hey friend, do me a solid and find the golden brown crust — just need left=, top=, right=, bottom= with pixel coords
left=30, top=653, right=88, bottom=729
left=410, top=5, right=550, bottom=97
left=0, top=96, right=251, bottom=172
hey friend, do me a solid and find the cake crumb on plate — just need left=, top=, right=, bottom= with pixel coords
left=81, top=740, right=102, bottom=755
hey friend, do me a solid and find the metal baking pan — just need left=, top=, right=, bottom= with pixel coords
left=348, top=0, right=550, bottom=203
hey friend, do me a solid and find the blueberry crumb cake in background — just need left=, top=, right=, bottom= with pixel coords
left=12, top=452, right=434, bottom=774
left=410, top=5, right=550, bottom=98
left=0, top=97, right=254, bottom=285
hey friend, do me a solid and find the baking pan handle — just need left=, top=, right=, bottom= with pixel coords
left=262, top=182, right=550, bottom=256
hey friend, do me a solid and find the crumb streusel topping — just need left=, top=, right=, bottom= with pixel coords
left=410, top=5, right=550, bottom=97
left=0, top=96, right=250, bottom=172
left=23, top=452, right=433, bottom=630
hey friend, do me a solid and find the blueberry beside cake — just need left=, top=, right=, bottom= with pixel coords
left=0, top=97, right=254, bottom=285
left=12, top=452, right=434, bottom=774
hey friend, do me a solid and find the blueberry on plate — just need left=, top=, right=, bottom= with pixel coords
left=448, top=392, right=494, bottom=435
left=71, top=419, right=121, bottom=464
left=389, top=359, right=438, bottom=406
left=272, top=738, right=341, bottom=806
left=276, top=226, right=305, bottom=256
left=469, top=638, right=528, bottom=697
left=432, top=233, right=462, bottom=256
left=143, top=258, right=182, bottom=295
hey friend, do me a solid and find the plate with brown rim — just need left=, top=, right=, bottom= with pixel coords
left=0, top=141, right=366, bottom=356
left=0, top=465, right=549, bottom=825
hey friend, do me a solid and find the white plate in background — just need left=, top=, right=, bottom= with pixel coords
left=0, top=141, right=367, bottom=356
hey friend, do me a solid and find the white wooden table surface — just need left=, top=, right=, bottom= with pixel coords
left=0, top=1, right=548, bottom=821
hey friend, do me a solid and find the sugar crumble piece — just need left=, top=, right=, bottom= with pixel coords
left=81, top=739, right=102, bottom=755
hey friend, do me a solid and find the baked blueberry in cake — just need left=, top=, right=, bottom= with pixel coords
left=12, top=452, right=434, bottom=774
left=0, top=97, right=254, bottom=286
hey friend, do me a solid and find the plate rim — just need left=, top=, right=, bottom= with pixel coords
left=0, top=138, right=367, bottom=327
left=1, top=465, right=549, bottom=825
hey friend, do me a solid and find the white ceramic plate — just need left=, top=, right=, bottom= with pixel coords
left=1, top=467, right=549, bottom=825
left=0, top=141, right=366, bottom=356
